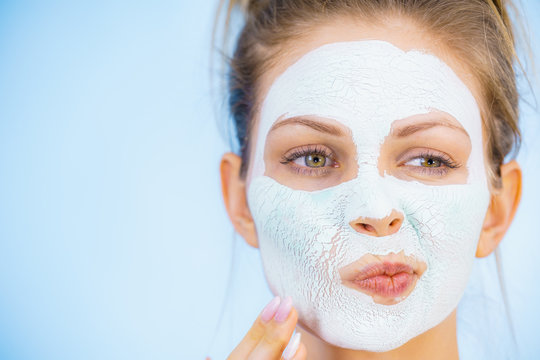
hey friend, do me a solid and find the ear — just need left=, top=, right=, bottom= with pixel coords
left=220, top=152, right=259, bottom=248
left=476, top=160, right=522, bottom=257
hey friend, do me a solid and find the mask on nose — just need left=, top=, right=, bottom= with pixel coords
left=246, top=40, right=491, bottom=351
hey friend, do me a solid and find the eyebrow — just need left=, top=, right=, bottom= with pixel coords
left=269, top=117, right=345, bottom=136
left=393, top=120, right=469, bottom=138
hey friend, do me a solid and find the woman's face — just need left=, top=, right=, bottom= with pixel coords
left=244, top=19, right=491, bottom=351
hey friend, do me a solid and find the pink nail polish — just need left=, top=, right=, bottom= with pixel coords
left=274, top=296, right=292, bottom=322
left=260, top=296, right=281, bottom=323
left=282, top=332, right=301, bottom=360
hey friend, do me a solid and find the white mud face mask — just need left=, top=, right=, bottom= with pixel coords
left=246, top=41, right=491, bottom=351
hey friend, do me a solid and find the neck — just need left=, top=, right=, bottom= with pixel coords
left=297, top=309, right=459, bottom=360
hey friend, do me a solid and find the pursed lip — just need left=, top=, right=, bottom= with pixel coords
left=339, top=253, right=427, bottom=305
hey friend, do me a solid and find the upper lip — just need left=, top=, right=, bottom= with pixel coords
left=350, top=262, right=414, bottom=282
left=339, top=253, right=425, bottom=284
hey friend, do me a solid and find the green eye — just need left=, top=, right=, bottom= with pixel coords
left=421, top=157, right=441, bottom=167
left=282, top=145, right=337, bottom=172
left=304, top=154, right=326, bottom=167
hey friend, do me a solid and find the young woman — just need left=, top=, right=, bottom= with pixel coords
left=218, top=0, right=523, bottom=359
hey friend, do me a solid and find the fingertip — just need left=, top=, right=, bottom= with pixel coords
left=289, top=306, right=299, bottom=324
left=274, top=296, right=293, bottom=322
left=292, top=342, right=307, bottom=360
left=282, top=332, right=302, bottom=360
left=260, top=296, right=281, bottom=323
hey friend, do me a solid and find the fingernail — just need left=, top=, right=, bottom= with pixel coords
left=282, top=332, right=301, bottom=360
left=260, top=296, right=281, bottom=323
left=274, top=296, right=292, bottom=322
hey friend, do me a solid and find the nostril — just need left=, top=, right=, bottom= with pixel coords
left=360, top=223, right=376, bottom=233
left=350, top=210, right=404, bottom=237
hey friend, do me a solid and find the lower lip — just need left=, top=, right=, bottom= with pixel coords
left=351, top=272, right=415, bottom=298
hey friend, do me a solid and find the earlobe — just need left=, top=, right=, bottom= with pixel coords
left=220, top=152, right=259, bottom=248
left=476, top=160, right=522, bottom=258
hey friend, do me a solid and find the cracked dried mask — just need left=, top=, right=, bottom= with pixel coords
left=246, top=40, right=491, bottom=351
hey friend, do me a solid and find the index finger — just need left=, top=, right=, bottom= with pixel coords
left=228, top=296, right=298, bottom=360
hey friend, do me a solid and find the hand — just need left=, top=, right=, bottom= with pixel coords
left=226, top=296, right=307, bottom=360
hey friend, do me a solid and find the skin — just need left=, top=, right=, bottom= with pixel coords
left=219, top=15, right=522, bottom=360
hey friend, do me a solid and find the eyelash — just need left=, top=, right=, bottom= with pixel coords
left=401, top=150, right=461, bottom=177
left=280, top=145, right=337, bottom=176
left=279, top=146, right=460, bottom=178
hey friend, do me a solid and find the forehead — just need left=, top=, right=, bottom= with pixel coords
left=259, top=40, right=479, bottom=142
left=247, top=40, right=484, bottom=182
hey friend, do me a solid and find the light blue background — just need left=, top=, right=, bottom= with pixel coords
left=0, top=1, right=538, bottom=359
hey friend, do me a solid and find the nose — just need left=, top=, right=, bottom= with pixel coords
left=349, top=209, right=404, bottom=237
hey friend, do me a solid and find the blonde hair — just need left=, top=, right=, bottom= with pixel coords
left=220, top=0, right=521, bottom=188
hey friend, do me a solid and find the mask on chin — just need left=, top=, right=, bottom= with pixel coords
left=246, top=40, right=491, bottom=351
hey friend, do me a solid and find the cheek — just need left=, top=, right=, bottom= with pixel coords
left=395, top=178, right=491, bottom=295
left=248, top=176, right=349, bottom=300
